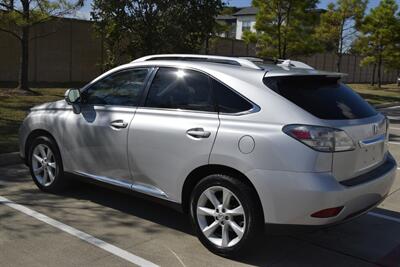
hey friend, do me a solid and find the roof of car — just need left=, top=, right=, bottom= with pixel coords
left=88, top=55, right=345, bottom=87
left=132, top=54, right=263, bottom=69
left=131, top=54, right=344, bottom=77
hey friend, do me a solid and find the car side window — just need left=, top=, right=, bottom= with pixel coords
left=145, top=68, right=215, bottom=112
left=83, top=68, right=150, bottom=106
left=212, top=79, right=253, bottom=113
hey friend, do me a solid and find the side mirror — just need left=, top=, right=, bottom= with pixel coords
left=65, top=88, right=81, bottom=114
left=65, top=88, right=81, bottom=105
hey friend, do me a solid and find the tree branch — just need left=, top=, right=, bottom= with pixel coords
left=0, top=27, right=21, bottom=40
left=0, top=2, right=12, bottom=10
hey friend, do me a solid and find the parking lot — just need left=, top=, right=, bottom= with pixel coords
left=1, top=108, right=400, bottom=266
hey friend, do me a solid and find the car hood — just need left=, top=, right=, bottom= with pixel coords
left=30, top=100, right=70, bottom=111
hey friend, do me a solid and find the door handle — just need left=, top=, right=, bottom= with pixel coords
left=110, top=120, right=128, bottom=129
left=186, top=128, right=211, bottom=138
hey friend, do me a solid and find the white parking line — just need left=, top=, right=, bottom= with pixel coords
left=390, top=127, right=400, bottom=131
left=368, top=212, right=400, bottom=224
left=389, top=141, right=400, bottom=145
left=0, top=196, right=159, bottom=267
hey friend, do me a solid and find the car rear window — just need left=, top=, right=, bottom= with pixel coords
left=263, top=75, right=377, bottom=120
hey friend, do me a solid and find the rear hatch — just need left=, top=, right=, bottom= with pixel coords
left=329, top=116, right=387, bottom=181
left=264, top=74, right=388, bottom=182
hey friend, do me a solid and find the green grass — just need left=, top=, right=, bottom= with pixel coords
left=0, top=83, right=399, bottom=154
left=0, top=88, right=65, bottom=154
left=349, top=83, right=400, bottom=106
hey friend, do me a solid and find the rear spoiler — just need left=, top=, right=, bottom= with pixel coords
left=264, top=69, right=347, bottom=79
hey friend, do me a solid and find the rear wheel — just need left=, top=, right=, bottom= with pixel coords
left=190, top=174, right=262, bottom=257
left=28, top=136, right=69, bottom=192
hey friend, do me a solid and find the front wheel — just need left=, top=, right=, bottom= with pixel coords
left=28, top=136, right=69, bottom=192
left=190, top=174, right=263, bottom=257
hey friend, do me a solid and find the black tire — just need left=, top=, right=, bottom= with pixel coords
left=190, top=174, right=263, bottom=257
left=28, top=136, right=69, bottom=193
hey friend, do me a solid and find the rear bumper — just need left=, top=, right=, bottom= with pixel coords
left=246, top=153, right=397, bottom=225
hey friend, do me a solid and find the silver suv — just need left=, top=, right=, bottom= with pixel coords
left=19, top=54, right=397, bottom=256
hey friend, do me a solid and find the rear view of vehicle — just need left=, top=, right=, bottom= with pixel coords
left=261, top=73, right=396, bottom=224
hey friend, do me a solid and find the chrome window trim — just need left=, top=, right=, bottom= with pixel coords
left=141, top=65, right=260, bottom=116
left=143, top=66, right=217, bottom=113
left=136, top=106, right=218, bottom=115
left=79, top=67, right=155, bottom=107
left=135, top=104, right=260, bottom=116
left=218, top=104, right=261, bottom=116
left=79, top=64, right=260, bottom=116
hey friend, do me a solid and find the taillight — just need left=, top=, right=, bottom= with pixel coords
left=283, top=124, right=355, bottom=152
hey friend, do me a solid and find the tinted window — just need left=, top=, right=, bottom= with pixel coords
left=145, top=68, right=215, bottom=112
left=213, top=80, right=253, bottom=113
left=83, top=68, right=149, bottom=106
left=263, top=76, right=377, bottom=120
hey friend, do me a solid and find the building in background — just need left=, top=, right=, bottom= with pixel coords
left=216, top=6, right=258, bottom=40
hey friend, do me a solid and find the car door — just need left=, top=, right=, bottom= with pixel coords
left=127, top=67, right=220, bottom=201
left=63, top=67, right=152, bottom=184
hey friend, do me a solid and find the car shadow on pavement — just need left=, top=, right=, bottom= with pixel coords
left=45, top=181, right=400, bottom=266
left=2, top=165, right=400, bottom=266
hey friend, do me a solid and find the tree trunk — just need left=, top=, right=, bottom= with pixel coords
left=336, top=19, right=345, bottom=73
left=377, top=54, right=382, bottom=88
left=336, top=53, right=342, bottom=73
left=18, top=26, right=29, bottom=91
left=18, top=0, right=30, bottom=91
left=371, top=63, right=376, bottom=86
left=277, top=22, right=282, bottom=58
left=205, top=35, right=209, bottom=55
left=282, top=0, right=292, bottom=60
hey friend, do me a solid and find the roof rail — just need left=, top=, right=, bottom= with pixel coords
left=132, top=54, right=262, bottom=69
left=240, top=57, right=314, bottom=70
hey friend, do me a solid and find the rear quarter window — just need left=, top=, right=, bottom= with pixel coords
left=263, top=75, right=377, bottom=120
left=212, top=79, right=254, bottom=113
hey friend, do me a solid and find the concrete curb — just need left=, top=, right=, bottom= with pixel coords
left=0, top=152, right=22, bottom=167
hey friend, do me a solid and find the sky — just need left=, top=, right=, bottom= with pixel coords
left=226, top=0, right=386, bottom=9
left=77, top=0, right=399, bottom=20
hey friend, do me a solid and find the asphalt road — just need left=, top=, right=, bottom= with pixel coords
left=1, top=111, right=400, bottom=266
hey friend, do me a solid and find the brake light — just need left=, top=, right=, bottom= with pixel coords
left=283, top=124, right=355, bottom=152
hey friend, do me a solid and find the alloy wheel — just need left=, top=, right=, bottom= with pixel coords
left=31, top=144, right=57, bottom=187
left=196, top=186, right=246, bottom=248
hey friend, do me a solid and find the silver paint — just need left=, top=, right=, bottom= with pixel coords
left=19, top=56, right=397, bottom=225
